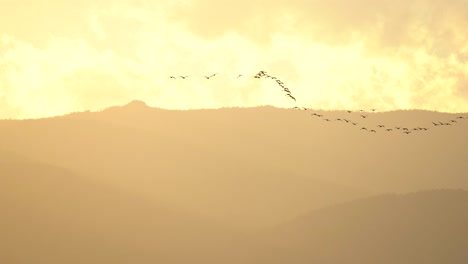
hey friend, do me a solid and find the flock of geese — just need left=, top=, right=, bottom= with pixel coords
left=168, top=70, right=467, bottom=135
left=304, top=108, right=468, bottom=135
left=168, top=70, right=296, bottom=102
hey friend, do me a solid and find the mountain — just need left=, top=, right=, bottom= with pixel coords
left=0, top=152, right=240, bottom=264
left=247, top=189, right=468, bottom=264
left=0, top=101, right=467, bottom=229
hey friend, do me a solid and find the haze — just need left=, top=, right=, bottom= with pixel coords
left=1, top=0, right=468, bottom=119
left=2, top=0, right=468, bottom=263
left=2, top=101, right=468, bottom=263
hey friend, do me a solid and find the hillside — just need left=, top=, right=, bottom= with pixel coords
left=0, top=152, right=240, bottom=264
left=247, top=189, right=468, bottom=264
left=0, top=101, right=467, bottom=228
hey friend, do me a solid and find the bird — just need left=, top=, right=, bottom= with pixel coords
left=361, top=127, right=367, bottom=130
left=204, top=76, right=211, bottom=79
left=286, top=94, right=296, bottom=101
left=347, top=110, right=352, bottom=113
left=370, top=130, right=377, bottom=133
left=386, top=129, right=393, bottom=132
left=371, top=109, right=377, bottom=112
left=361, top=115, right=368, bottom=118
left=237, top=74, right=243, bottom=78
left=404, top=131, right=411, bottom=134
left=179, top=75, right=188, bottom=79
left=169, top=76, right=176, bottom=79
left=378, top=125, right=385, bottom=128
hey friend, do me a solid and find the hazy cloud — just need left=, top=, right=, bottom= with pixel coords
left=1, top=0, right=468, bottom=118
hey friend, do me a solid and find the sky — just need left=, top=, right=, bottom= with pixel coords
left=1, top=0, right=468, bottom=119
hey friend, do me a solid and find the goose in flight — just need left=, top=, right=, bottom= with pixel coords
left=286, top=94, right=296, bottom=101
left=179, top=75, right=188, bottom=79
left=237, top=74, right=243, bottom=78
left=169, top=76, right=176, bottom=79
left=370, top=130, right=376, bottom=133
left=360, top=115, right=368, bottom=118
left=378, top=125, right=385, bottom=128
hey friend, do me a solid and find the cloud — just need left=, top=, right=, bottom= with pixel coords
left=1, top=0, right=468, bottom=119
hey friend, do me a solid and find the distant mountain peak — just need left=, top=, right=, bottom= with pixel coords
left=124, top=100, right=148, bottom=108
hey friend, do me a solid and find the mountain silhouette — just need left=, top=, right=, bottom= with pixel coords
left=247, top=189, right=468, bottom=264
left=0, top=152, right=240, bottom=264
left=1, top=101, right=468, bottom=263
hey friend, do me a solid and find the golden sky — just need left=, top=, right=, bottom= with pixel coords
left=1, top=0, right=468, bottom=118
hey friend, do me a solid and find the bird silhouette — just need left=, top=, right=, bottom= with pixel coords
left=169, top=76, right=176, bottom=79
left=361, top=115, right=368, bottom=118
